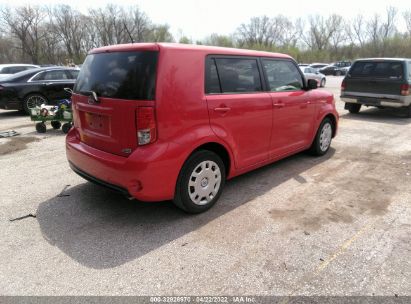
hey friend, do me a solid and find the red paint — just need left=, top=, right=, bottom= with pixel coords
left=66, top=43, right=338, bottom=202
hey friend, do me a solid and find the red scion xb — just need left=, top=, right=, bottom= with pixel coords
left=66, top=43, right=338, bottom=213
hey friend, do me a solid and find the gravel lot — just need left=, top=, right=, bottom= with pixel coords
left=0, top=76, right=410, bottom=296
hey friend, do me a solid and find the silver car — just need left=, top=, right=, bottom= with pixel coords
left=300, top=66, right=326, bottom=87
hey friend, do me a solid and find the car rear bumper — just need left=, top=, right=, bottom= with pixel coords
left=66, top=128, right=183, bottom=202
left=341, top=92, right=411, bottom=108
left=0, top=99, right=23, bottom=110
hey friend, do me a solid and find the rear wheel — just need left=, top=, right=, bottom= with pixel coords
left=62, top=122, right=72, bottom=134
left=23, top=94, right=48, bottom=115
left=174, top=150, right=226, bottom=213
left=35, top=122, right=46, bottom=133
left=405, top=105, right=411, bottom=118
left=320, top=78, right=326, bottom=87
left=346, top=103, right=361, bottom=114
left=309, top=118, right=333, bottom=156
left=335, top=70, right=342, bottom=76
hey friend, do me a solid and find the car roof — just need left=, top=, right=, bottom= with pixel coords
left=89, top=43, right=292, bottom=60
left=353, top=58, right=411, bottom=62
left=0, top=64, right=39, bottom=67
left=0, top=66, right=79, bottom=82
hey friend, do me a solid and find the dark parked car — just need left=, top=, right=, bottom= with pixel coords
left=320, top=61, right=352, bottom=76
left=320, top=65, right=346, bottom=76
left=0, top=67, right=79, bottom=114
left=341, top=58, right=411, bottom=117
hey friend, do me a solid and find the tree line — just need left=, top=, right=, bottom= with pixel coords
left=1, top=4, right=411, bottom=65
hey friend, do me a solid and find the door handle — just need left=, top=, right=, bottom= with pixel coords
left=214, top=107, right=231, bottom=113
left=273, top=103, right=285, bottom=108
left=45, top=82, right=54, bottom=86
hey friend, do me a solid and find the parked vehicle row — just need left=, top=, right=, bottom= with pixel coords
left=299, top=66, right=326, bottom=87
left=0, top=67, right=79, bottom=114
left=299, top=61, right=352, bottom=76
left=66, top=43, right=338, bottom=213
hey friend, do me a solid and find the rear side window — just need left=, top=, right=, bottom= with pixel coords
left=205, top=59, right=221, bottom=94
left=74, top=51, right=158, bottom=100
left=262, top=59, right=303, bottom=92
left=350, top=61, right=404, bottom=79
left=67, top=70, right=79, bottom=79
left=213, top=58, right=262, bottom=93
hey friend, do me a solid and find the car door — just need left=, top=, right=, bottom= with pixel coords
left=206, top=56, right=273, bottom=169
left=41, top=70, right=74, bottom=102
left=261, top=59, right=316, bottom=158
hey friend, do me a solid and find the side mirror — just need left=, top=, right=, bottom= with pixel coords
left=307, top=79, right=318, bottom=90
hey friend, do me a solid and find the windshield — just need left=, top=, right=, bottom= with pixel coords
left=74, top=51, right=158, bottom=100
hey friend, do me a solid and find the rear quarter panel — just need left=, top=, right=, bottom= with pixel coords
left=154, top=47, right=237, bottom=177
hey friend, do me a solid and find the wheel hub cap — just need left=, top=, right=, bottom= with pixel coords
left=188, top=160, right=221, bottom=205
left=201, top=177, right=209, bottom=187
left=319, top=122, right=332, bottom=152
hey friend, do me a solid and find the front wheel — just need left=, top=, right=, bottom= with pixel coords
left=174, top=150, right=226, bottom=213
left=309, top=118, right=334, bottom=156
left=320, top=78, right=326, bottom=87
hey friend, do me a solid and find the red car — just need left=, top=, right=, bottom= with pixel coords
left=66, top=43, right=338, bottom=213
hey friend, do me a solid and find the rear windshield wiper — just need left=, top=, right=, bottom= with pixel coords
left=77, top=90, right=99, bottom=102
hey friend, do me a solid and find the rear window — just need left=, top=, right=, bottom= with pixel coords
left=350, top=61, right=404, bottom=79
left=206, top=57, right=262, bottom=94
left=74, top=51, right=158, bottom=100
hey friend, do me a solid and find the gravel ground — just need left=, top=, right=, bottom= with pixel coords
left=0, top=76, right=410, bottom=296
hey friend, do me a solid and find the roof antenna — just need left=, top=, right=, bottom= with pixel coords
left=124, top=22, right=134, bottom=44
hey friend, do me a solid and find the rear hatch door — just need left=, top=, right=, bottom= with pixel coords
left=345, top=60, right=405, bottom=95
left=72, top=50, right=158, bottom=156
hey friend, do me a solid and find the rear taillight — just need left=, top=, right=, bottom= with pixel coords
left=341, top=80, right=346, bottom=91
left=400, top=84, right=410, bottom=96
left=136, top=107, right=157, bottom=146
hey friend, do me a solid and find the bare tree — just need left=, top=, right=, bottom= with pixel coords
left=404, top=11, right=411, bottom=36
left=49, top=5, right=88, bottom=62
left=303, top=14, right=344, bottom=51
left=1, top=5, right=48, bottom=63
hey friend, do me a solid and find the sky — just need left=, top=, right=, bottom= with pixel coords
left=1, top=0, right=410, bottom=41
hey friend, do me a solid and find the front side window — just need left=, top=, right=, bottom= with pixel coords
left=214, top=58, right=262, bottom=93
left=262, top=60, right=303, bottom=92
left=74, top=51, right=158, bottom=100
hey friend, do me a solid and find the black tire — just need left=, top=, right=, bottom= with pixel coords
left=62, top=123, right=72, bottom=134
left=174, top=150, right=226, bottom=213
left=320, top=78, right=326, bottom=87
left=23, top=94, right=48, bottom=115
left=35, top=122, right=46, bottom=133
left=347, top=103, right=361, bottom=114
left=51, top=121, right=61, bottom=129
left=309, top=118, right=334, bottom=156
left=335, top=70, right=342, bottom=76
left=405, top=105, right=411, bottom=118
